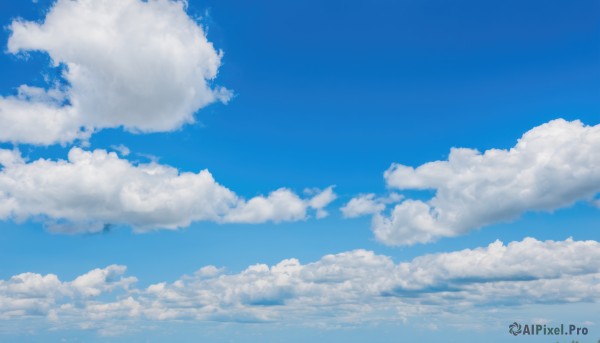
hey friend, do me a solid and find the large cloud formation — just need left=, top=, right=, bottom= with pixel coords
left=1, top=0, right=229, bottom=145
left=345, top=119, right=600, bottom=245
left=0, top=148, right=335, bottom=233
left=1, top=237, right=599, bottom=334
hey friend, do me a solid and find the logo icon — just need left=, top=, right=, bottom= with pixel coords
left=509, top=322, right=522, bottom=336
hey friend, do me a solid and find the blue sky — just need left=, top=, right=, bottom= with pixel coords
left=0, top=0, right=599, bottom=342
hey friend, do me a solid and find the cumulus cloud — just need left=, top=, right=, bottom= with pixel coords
left=0, top=86, right=88, bottom=145
left=371, top=119, right=600, bottom=245
left=223, top=186, right=336, bottom=223
left=0, top=148, right=335, bottom=232
left=1, top=238, right=599, bottom=332
left=1, top=0, right=230, bottom=145
left=0, top=265, right=134, bottom=320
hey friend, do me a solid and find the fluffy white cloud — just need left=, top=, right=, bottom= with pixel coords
left=372, top=119, right=600, bottom=245
left=340, top=193, right=402, bottom=218
left=0, top=148, right=335, bottom=232
left=1, top=0, right=230, bottom=145
left=223, top=186, right=336, bottom=223
left=70, top=266, right=137, bottom=297
left=1, top=238, right=599, bottom=331
left=0, top=265, right=133, bottom=320
left=0, top=86, right=88, bottom=145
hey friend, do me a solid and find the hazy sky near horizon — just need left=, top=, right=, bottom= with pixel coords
left=0, top=0, right=599, bottom=342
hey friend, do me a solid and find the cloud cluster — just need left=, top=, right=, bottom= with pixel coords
left=1, top=0, right=229, bottom=145
left=0, top=148, right=335, bottom=232
left=1, top=237, right=599, bottom=332
left=0, top=0, right=338, bottom=233
left=0, top=265, right=135, bottom=320
left=346, top=119, right=600, bottom=245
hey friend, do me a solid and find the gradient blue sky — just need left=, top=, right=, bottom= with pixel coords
left=0, top=0, right=599, bottom=342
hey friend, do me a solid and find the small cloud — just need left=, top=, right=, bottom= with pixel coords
left=111, top=144, right=130, bottom=157
left=307, top=186, right=337, bottom=218
left=340, top=192, right=403, bottom=218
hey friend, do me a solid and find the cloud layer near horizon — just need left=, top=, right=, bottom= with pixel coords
left=0, top=148, right=335, bottom=233
left=1, top=237, right=599, bottom=334
left=1, top=0, right=229, bottom=145
left=344, top=119, right=600, bottom=246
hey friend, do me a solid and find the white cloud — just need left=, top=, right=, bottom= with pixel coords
left=0, top=148, right=335, bottom=232
left=0, top=265, right=132, bottom=320
left=0, top=87, right=89, bottom=145
left=70, top=266, right=137, bottom=297
left=2, top=0, right=230, bottom=145
left=110, top=144, right=130, bottom=157
left=1, top=237, right=599, bottom=331
left=373, top=119, right=600, bottom=245
left=223, top=186, right=336, bottom=223
left=340, top=193, right=402, bottom=218
left=307, top=186, right=337, bottom=218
